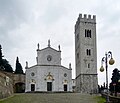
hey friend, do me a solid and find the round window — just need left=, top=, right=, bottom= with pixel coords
left=64, top=73, right=67, bottom=77
left=47, top=55, right=52, bottom=61
left=31, top=72, right=35, bottom=76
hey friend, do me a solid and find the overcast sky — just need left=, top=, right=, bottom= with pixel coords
left=0, top=0, right=120, bottom=85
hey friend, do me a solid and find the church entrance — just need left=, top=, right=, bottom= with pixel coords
left=31, top=84, right=35, bottom=91
left=47, top=82, right=52, bottom=91
left=64, top=84, right=67, bottom=91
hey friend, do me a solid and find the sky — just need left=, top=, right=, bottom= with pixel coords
left=0, top=0, right=120, bottom=85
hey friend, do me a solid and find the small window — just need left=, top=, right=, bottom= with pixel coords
left=88, top=63, right=90, bottom=68
left=64, top=73, right=67, bottom=77
left=76, top=33, right=79, bottom=41
left=85, top=29, right=87, bottom=37
left=77, top=53, right=79, bottom=58
left=31, top=72, right=35, bottom=76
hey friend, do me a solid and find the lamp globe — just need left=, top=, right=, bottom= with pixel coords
left=109, top=58, right=115, bottom=65
left=100, top=66, right=104, bottom=72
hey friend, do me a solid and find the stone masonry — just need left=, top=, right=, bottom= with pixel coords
left=75, top=14, right=98, bottom=93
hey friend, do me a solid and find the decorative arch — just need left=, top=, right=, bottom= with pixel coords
left=63, top=80, right=68, bottom=84
left=44, top=72, right=54, bottom=81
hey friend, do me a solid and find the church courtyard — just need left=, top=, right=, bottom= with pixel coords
left=0, top=93, right=105, bottom=103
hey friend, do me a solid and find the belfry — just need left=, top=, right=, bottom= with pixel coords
left=75, top=14, right=98, bottom=93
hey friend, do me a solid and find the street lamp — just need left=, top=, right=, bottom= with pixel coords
left=100, top=51, right=115, bottom=103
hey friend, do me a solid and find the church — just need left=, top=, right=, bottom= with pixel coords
left=25, top=40, right=72, bottom=92
left=25, top=13, right=98, bottom=93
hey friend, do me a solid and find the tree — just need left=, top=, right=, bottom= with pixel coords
left=0, top=45, right=13, bottom=72
left=14, top=57, right=23, bottom=74
left=0, top=45, right=3, bottom=60
left=0, top=45, right=3, bottom=67
left=2, top=59, right=13, bottom=72
left=110, top=68, right=120, bottom=95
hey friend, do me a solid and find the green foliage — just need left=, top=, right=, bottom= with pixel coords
left=95, top=96, right=106, bottom=103
left=0, top=45, right=3, bottom=60
left=2, top=59, right=13, bottom=72
left=111, top=68, right=120, bottom=83
left=14, top=57, right=23, bottom=74
left=0, top=45, right=13, bottom=72
left=110, top=68, right=120, bottom=94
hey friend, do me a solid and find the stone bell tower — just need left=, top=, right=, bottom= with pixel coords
left=75, top=14, right=98, bottom=93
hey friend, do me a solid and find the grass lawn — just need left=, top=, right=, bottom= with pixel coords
left=95, top=96, right=106, bottom=103
left=0, top=93, right=106, bottom=103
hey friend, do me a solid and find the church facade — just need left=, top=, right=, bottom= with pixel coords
left=75, top=14, right=98, bottom=93
left=25, top=41, right=72, bottom=92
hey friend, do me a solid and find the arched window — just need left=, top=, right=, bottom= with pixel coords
left=89, top=30, right=91, bottom=38
left=86, top=49, right=89, bottom=55
left=88, top=49, right=91, bottom=55
left=85, top=29, right=87, bottom=37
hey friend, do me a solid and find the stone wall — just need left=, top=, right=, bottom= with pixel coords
left=0, top=70, right=14, bottom=99
left=75, top=14, right=98, bottom=93
left=0, top=70, right=25, bottom=98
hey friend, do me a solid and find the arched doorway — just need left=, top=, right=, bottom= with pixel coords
left=14, top=82, right=25, bottom=93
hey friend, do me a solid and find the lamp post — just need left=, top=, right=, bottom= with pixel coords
left=100, top=51, right=115, bottom=103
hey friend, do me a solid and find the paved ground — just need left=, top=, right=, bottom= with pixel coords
left=0, top=93, right=102, bottom=103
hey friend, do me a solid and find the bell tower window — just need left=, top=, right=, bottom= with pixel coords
left=86, top=49, right=91, bottom=56
left=85, top=29, right=91, bottom=38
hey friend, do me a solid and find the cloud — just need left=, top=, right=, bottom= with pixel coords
left=0, top=0, right=120, bottom=82
left=41, top=2, right=67, bottom=25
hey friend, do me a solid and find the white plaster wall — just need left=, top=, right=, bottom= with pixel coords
left=25, top=65, right=72, bottom=92
left=25, top=66, right=37, bottom=92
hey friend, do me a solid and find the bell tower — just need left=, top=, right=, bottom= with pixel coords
left=75, top=14, right=98, bottom=93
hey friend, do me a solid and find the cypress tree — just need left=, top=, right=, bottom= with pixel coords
left=0, top=45, right=4, bottom=67
left=14, top=57, right=23, bottom=74
left=0, top=45, right=3, bottom=60
left=110, top=68, right=120, bottom=95
left=3, top=59, right=13, bottom=72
